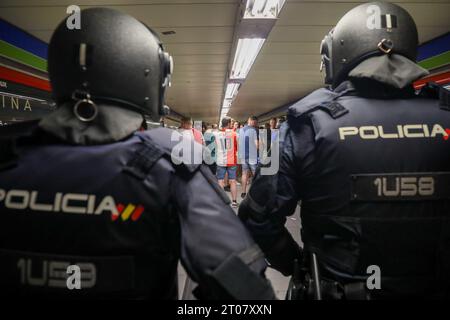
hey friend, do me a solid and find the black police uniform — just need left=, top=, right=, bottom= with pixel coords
left=0, top=6, right=275, bottom=299
left=239, top=80, right=450, bottom=298
left=0, top=120, right=274, bottom=299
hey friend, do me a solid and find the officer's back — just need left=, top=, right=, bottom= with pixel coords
left=0, top=8, right=275, bottom=299
left=239, top=1, right=450, bottom=299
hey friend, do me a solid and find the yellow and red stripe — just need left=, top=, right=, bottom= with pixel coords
left=113, top=203, right=145, bottom=222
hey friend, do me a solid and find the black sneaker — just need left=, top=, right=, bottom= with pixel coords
left=224, top=186, right=231, bottom=192
left=231, top=201, right=239, bottom=208
left=241, top=193, right=246, bottom=198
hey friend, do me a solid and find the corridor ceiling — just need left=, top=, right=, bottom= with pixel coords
left=1, top=0, right=449, bottom=123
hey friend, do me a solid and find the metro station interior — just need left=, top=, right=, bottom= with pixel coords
left=0, top=0, right=449, bottom=302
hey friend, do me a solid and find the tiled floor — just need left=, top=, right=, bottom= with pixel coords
left=178, top=184, right=302, bottom=300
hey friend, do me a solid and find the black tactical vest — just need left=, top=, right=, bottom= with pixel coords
left=0, top=127, right=181, bottom=299
left=288, top=83, right=450, bottom=297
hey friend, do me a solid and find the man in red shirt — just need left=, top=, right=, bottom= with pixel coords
left=179, top=117, right=204, bottom=145
left=215, top=117, right=238, bottom=208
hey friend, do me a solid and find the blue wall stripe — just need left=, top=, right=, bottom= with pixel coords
left=417, top=32, right=450, bottom=62
left=0, top=19, right=48, bottom=60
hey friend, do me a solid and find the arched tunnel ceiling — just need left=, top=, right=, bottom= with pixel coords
left=0, top=0, right=449, bottom=124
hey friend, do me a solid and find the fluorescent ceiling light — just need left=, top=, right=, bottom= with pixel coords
left=221, top=99, right=231, bottom=117
left=230, top=38, right=265, bottom=80
left=244, top=0, right=286, bottom=19
left=225, top=83, right=240, bottom=100
left=222, top=99, right=232, bottom=109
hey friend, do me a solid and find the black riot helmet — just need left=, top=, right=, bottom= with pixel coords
left=319, top=1, right=418, bottom=88
left=48, top=7, right=173, bottom=121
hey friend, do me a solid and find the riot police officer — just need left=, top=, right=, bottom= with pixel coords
left=0, top=8, right=275, bottom=299
left=239, top=1, right=450, bottom=299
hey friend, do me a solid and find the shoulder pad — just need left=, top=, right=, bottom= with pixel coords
left=416, top=82, right=450, bottom=111
left=278, top=121, right=290, bottom=144
left=137, top=127, right=202, bottom=173
left=139, top=127, right=178, bottom=154
left=0, top=120, right=40, bottom=171
left=288, top=87, right=349, bottom=119
left=0, top=119, right=40, bottom=138
left=0, top=137, right=18, bottom=171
